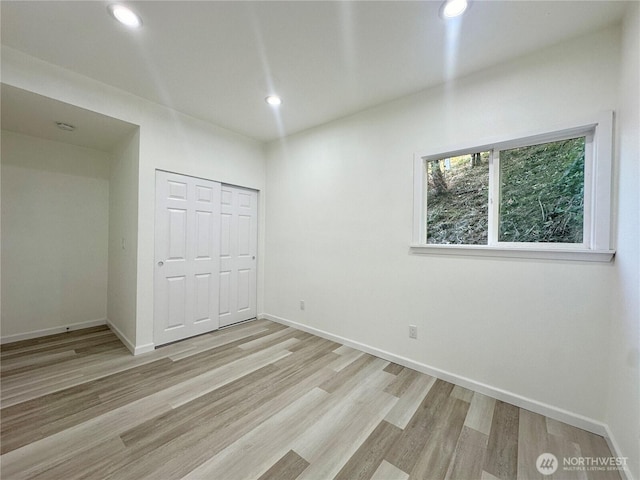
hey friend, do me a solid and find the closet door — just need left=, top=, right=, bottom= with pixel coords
left=154, top=171, right=221, bottom=346
left=219, top=185, right=258, bottom=328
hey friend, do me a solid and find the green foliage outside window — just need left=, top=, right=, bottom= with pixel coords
left=499, top=137, right=585, bottom=243
left=426, top=137, right=585, bottom=245
left=426, top=152, right=489, bottom=245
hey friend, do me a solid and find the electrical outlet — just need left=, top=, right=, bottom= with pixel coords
left=300, top=300, right=305, bottom=311
left=409, top=325, right=418, bottom=339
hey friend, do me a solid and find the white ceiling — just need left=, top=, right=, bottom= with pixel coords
left=0, top=1, right=630, bottom=143
left=1, top=84, right=138, bottom=152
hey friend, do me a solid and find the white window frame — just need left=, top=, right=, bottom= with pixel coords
left=411, top=111, right=615, bottom=262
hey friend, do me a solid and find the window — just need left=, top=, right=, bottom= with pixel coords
left=426, top=151, right=490, bottom=245
left=498, top=137, right=586, bottom=244
left=412, top=112, right=614, bottom=261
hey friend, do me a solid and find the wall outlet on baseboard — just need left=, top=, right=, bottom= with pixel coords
left=409, top=325, right=418, bottom=339
left=300, top=300, right=305, bottom=311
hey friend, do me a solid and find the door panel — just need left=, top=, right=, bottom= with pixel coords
left=168, top=180, right=187, bottom=199
left=194, top=273, right=211, bottom=321
left=237, top=269, right=250, bottom=311
left=196, top=185, right=213, bottom=203
left=155, top=171, right=221, bottom=346
left=219, top=185, right=258, bottom=328
left=219, top=271, right=231, bottom=316
left=220, top=213, right=232, bottom=256
left=238, top=215, right=251, bottom=254
left=195, top=211, right=213, bottom=259
left=167, top=209, right=187, bottom=260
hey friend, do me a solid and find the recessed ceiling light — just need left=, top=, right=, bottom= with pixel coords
left=265, top=95, right=282, bottom=106
left=108, top=4, right=143, bottom=28
left=440, top=0, right=468, bottom=19
left=55, top=122, right=76, bottom=132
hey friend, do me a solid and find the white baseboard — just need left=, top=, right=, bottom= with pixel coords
left=603, top=424, right=637, bottom=480
left=260, top=313, right=610, bottom=437
left=134, top=343, right=155, bottom=355
left=260, top=313, right=637, bottom=478
left=106, top=320, right=155, bottom=356
left=0, top=318, right=107, bottom=344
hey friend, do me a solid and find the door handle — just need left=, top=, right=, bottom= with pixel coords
left=158, top=261, right=164, bottom=266
left=252, top=256, right=256, bottom=260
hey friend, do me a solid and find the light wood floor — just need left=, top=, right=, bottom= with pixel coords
left=0, top=320, right=620, bottom=480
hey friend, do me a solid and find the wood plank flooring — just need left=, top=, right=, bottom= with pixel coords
left=0, top=320, right=621, bottom=480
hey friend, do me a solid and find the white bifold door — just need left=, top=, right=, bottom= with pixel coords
left=219, top=185, right=258, bottom=328
left=155, top=172, right=258, bottom=347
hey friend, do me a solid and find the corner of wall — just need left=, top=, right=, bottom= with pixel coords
left=605, top=3, right=640, bottom=479
left=107, top=128, right=141, bottom=348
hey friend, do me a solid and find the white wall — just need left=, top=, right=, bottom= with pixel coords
left=107, top=129, right=140, bottom=350
left=1, top=131, right=110, bottom=340
left=607, top=3, right=640, bottom=478
left=134, top=105, right=267, bottom=351
left=265, top=27, right=621, bottom=427
left=1, top=46, right=267, bottom=352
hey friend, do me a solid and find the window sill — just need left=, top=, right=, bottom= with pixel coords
left=409, top=244, right=615, bottom=263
